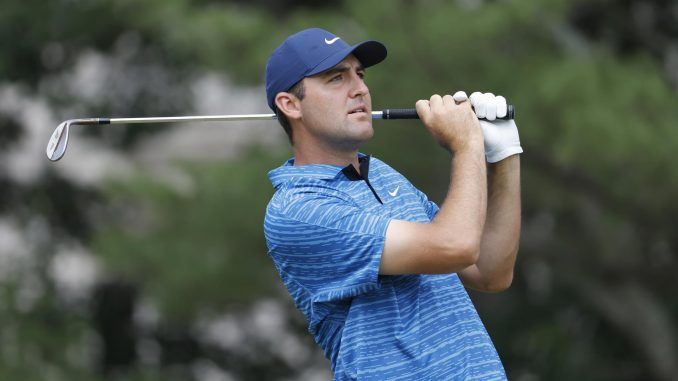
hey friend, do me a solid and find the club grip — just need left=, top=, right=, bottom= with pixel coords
left=382, top=105, right=514, bottom=120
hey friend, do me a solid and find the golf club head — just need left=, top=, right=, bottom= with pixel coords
left=46, top=121, right=70, bottom=161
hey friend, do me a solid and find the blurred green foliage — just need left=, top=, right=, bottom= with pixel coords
left=1, top=0, right=677, bottom=380
left=94, top=148, right=285, bottom=322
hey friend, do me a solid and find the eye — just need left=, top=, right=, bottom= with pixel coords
left=329, top=74, right=342, bottom=82
left=357, top=71, right=365, bottom=79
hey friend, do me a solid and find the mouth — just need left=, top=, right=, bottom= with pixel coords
left=348, top=106, right=368, bottom=115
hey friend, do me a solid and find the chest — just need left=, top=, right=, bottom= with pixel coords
left=339, top=172, right=431, bottom=223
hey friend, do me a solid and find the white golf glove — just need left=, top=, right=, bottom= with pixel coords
left=453, top=91, right=523, bottom=163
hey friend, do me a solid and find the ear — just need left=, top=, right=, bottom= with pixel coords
left=275, top=91, right=302, bottom=121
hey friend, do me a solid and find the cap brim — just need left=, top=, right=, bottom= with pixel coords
left=307, top=40, right=387, bottom=77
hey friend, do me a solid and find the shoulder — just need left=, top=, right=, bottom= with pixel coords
left=368, top=156, right=406, bottom=178
left=264, top=178, right=390, bottom=240
left=369, top=156, right=414, bottom=189
left=368, top=156, right=395, bottom=173
left=265, top=178, right=355, bottom=226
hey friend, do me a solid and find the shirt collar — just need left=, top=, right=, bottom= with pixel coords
left=268, top=153, right=371, bottom=188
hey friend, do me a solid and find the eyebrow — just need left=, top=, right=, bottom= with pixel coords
left=321, top=64, right=365, bottom=78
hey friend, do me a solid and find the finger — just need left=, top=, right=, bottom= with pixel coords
left=469, top=92, right=483, bottom=106
left=496, top=95, right=507, bottom=118
left=472, top=92, right=487, bottom=118
left=415, top=99, right=431, bottom=120
left=442, top=94, right=455, bottom=106
left=430, top=94, right=442, bottom=105
left=429, top=94, right=443, bottom=111
left=484, top=93, right=496, bottom=121
left=453, top=91, right=468, bottom=103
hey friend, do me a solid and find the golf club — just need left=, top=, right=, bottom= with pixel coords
left=45, top=106, right=514, bottom=162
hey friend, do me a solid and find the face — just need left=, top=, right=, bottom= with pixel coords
left=297, top=55, right=373, bottom=151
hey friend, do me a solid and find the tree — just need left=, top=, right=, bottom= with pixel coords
left=1, top=0, right=676, bottom=379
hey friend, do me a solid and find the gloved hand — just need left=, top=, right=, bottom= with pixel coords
left=464, top=91, right=523, bottom=163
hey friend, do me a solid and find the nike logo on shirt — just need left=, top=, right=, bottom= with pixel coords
left=388, top=186, right=400, bottom=197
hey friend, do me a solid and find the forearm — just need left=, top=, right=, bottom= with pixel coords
left=432, top=147, right=488, bottom=253
left=380, top=147, right=488, bottom=275
left=460, top=155, right=521, bottom=291
left=380, top=94, right=490, bottom=275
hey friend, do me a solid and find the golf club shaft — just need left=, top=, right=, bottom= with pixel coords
left=65, top=106, right=514, bottom=125
left=46, top=105, right=515, bottom=161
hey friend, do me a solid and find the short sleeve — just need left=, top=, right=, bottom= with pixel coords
left=410, top=185, right=439, bottom=221
left=265, top=190, right=391, bottom=307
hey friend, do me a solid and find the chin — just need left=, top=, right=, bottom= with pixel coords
left=333, top=127, right=373, bottom=151
left=362, top=127, right=374, bottom=140
left=352, top=129, right=374, bottom=149
left=352, top=123, right=374, bottom=142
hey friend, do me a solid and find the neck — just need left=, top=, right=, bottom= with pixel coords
left=289, top=120, right=370, bottom=170
left=292, top=142, right=360, bottom=169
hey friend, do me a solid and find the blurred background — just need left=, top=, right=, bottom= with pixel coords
left=1, top=0, right=677, bottom=380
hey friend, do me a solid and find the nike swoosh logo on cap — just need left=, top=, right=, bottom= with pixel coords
left=325, top=37, right=340, bottom=45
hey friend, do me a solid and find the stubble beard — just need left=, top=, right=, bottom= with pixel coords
left=324, top=117, right=373, bottom=152
left=302, top=107, right=372, bottom=152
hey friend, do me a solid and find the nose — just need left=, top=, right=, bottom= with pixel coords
left=349, top=72, right=369, bottom=98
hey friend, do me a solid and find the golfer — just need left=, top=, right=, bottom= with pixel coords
left=263, top=28, right=521, bottom=380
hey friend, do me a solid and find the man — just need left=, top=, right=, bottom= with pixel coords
left=263, top=28, right=521, bottom=380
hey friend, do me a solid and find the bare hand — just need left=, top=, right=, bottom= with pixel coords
left=415, top=94, right=483, bottom=153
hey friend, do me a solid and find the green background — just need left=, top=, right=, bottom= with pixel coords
left=1, top=0, right=677, bottom=379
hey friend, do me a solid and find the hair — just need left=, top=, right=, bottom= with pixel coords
left=275, top=80, right=305, bottom=144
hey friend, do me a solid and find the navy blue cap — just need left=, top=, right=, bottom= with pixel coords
left=265, top=28, right=387, bottom=111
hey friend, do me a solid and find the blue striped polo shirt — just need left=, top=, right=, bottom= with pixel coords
left=264, top=154, right=507, bottom=380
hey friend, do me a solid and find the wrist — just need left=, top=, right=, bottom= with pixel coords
left=454, top=143, right=485, bottom=159
left=488, top=152, right=521, bottom=168
left=485, top=145, right=523, bottom=163
left=454, top=136, right=485, bottom=155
